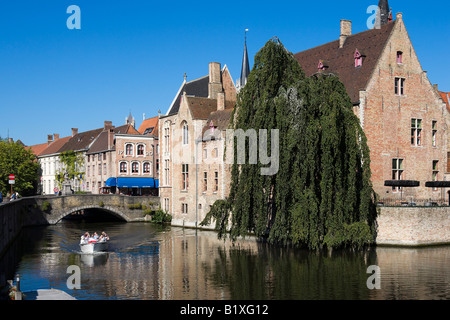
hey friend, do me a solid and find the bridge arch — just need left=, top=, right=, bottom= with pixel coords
left=50, top=205, right=130, bottom=224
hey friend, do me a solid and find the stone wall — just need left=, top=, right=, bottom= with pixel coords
left=376, top=206, right=450, bottom=246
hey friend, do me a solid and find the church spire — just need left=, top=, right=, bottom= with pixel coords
left=237, top=29, right=250, bottom=91
left=374, top=0, right=390, bottom=29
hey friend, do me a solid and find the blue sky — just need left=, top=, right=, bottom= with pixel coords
left=1, top=0, right=449, bottom=146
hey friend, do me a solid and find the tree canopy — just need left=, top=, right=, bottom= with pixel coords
left=202, top=38, right=378, bottom=250
left=0, top=140, right=40, bottom=196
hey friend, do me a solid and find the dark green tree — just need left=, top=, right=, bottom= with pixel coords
left=0, top=140, right=40, bottom=196
left=202, top=38, right=378, bottom=250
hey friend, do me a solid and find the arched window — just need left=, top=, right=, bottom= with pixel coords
left=120, top=162, right=127, bottom=173
left=143, top=162, right=151, bottom=174
left=137, top=144, right=145, bottom=156
left=125, top=144, right=133, bottom=156
left=132, top=162, right=139, bottom=174
left=182, top=121, right=189, bottom=145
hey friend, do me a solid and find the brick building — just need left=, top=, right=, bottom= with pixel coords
left=159, top=62, right=237, bottom=227
left=113, top=130, right=159, bottom=196
left=85, top=121, right=139, bottom=194
left=294, top=1, right=450, bottom=203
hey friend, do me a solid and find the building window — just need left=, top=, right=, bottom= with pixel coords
left=432, top=161, right=439, bottom=190
left=98, top=164, right=102, bottom=175
left=213, top=148, right=218, bottom=158
left=126, top=144, right=133, bottom=156
left=98, top=153, right=102, bottom=161
left=143, top=162, right=151, bottom=174
left=214, top=171, right=219, bottom=192
left=392, top=158, right=404, bottom=192
left=132, top=162, right=139, bottom=174
left=203, top=172, right=208, bottom=192
left=137, top=144, right=145, bottom=156
left=182, top=203, right=188, bottom=214
left=411, top=119, right=422, bottom=146
left=164, top=160, right=170, bottom=185
left=354, top=50, right=363, bottom=68
left=87, top=166, right=90, bottom=177
left=103, top=163, right=107, bottom=175
left=86, top=182, right=89, bottom=191
left=164, top=198, right=169, bottom=212
left=182, top=164, right=189, bottom=190
left=203, top=148, right=208, bottom=160
left=120, top=162, right=127, bottom=174
left=432, top=121, right=437, bottom=147
left=397, top=51, right=403, bottom=64
left=103, top=153, right=106, bottom=161
left=92, top=165, right=95, bottom=176
left=164, top=125, right=170, bottom=153
left=87, top=155, right=90, bottom=162
left=395, top=78, right=405, bottom=96
left=182, top=122, right=189, bottom=145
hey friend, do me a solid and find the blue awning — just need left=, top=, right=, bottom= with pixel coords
left=105, top=177, right=117, bottom=187
left=117, top=177, right=156, bottom=188
left=155, top=179, right=159, bottom=188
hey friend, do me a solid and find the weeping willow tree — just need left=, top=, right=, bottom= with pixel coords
left=202, top=38, right=378, bottom=250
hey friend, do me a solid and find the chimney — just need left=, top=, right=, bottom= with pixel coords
left=340, top=20, right=352, bottom=48
left=47, top=134, right=54, bottom=145
left=53, top=133, right=60, bottom=141
left=72, top=128, right=78, bottom=137
left=104, top=120, right=113, bottom=131
left=217, top=92, right=225, bottom=111
left=208, top=62, right=223, bottom=99
left=108, top=128, right=115, bottom=150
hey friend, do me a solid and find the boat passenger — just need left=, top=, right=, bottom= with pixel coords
left=100, top=231, right=109, bottom=241
left=93, top=232, right=99, bottom=240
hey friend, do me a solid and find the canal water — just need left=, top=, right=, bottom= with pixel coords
left=3, top=220, right=449, bottom=300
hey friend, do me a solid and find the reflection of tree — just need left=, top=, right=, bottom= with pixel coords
left=203, top=244, right=376, bottom=300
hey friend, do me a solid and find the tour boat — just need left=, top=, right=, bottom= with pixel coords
left=79, top=238, right=108, bottom=254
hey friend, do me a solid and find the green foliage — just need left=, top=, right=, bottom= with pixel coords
left=152, top=209, right=172, bottom=224
left=127, top=203, right=142, bottom=210
left=55, top=150, right=85, bottom=188
left=202, top=38, right=378, bottom=250
left=0, top=140, right=40, bottom=196
left=41, top=200, right=51, bottom=212
left=99, top=201, right=105, bottom=207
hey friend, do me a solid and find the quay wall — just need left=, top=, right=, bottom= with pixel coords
left=376, top=206, right=450, bottom=246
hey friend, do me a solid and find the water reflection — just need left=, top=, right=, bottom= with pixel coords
left=4, top=222, right=449, bottom=300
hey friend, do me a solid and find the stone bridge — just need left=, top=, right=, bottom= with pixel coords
left=18, top=194, right=160, bottom=224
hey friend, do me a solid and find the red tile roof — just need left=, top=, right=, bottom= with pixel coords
left=138, top=116, right=159, bottom=137
left=39, top=136, right=72, bottom=156
left=294, top=21, right=396, bottom=104
left=439, top=91, right=450, bottom=112
left=26, top=142, right=49, bottom=156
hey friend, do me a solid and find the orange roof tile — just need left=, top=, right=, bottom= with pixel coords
left=27, top=142, right=49, bottom=156
left=138, top=116, right=159, bottom=137
left=439, top=91, right=450, bottom=112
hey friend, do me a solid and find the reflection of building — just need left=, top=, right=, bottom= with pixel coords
left=159, top=62, right=237, bottom=227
